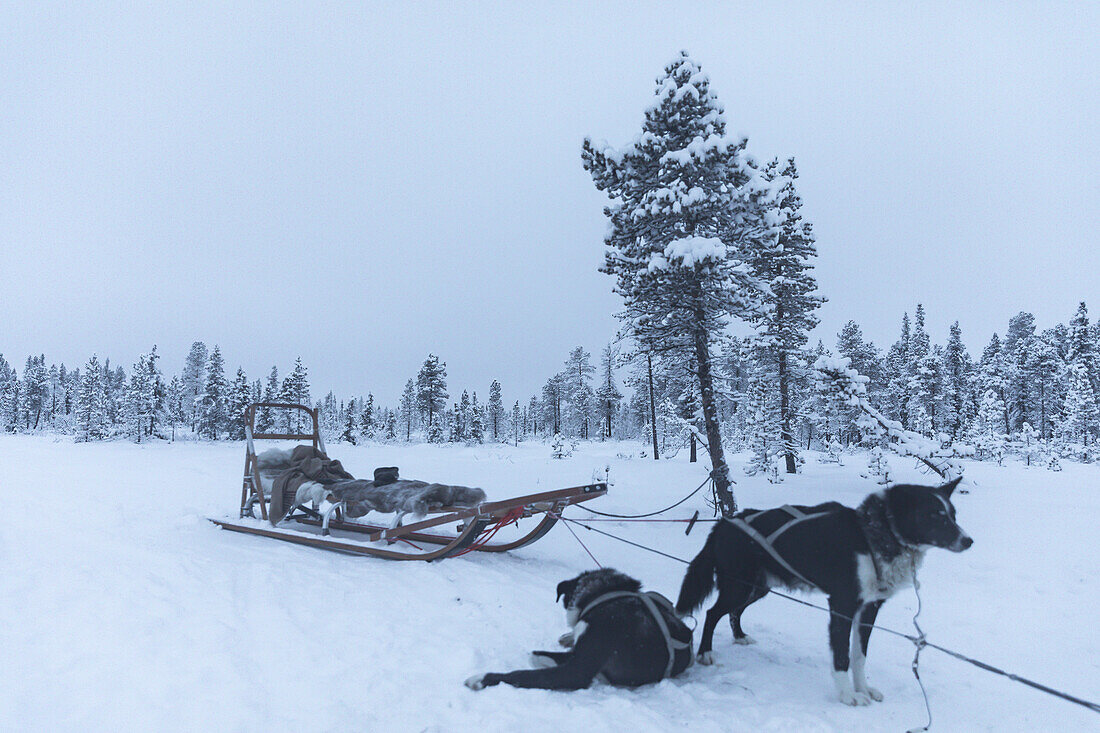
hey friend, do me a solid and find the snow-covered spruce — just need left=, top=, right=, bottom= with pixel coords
left=583, top=51, right=773, bottom=513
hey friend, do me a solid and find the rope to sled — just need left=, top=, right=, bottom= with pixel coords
left=554, top=513, right=1100, bottom=723
left=393, top=536, right=423, bottom=550
left=452, top=507, right=525, bottom=557
left=558, top=514, right=602, bottom=568
left=576, top=474, right=715, bottom=519
left=560, top=517, right=720, bottom=523
left=551, top=513, right=696, bottom=566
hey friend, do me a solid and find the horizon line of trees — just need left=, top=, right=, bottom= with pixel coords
left=1, top=299, right=1098, bottom=467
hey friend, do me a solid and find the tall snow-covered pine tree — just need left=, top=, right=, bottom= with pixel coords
left=582, top=51, right=766, bottom=514
left=748, top=158, right=823, bottom=472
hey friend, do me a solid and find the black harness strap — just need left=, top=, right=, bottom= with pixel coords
left=726, top=505, right=826, bottom=591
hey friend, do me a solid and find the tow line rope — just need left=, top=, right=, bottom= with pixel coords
left=452, top=507, right=525, bottom=557
left=559, top=514, right=602, bottom=568
left=577, top=474, right=715, bottom=519
left=565, top=517, right=719, bottom=523
left=551, top=512, right=1100, bottom=725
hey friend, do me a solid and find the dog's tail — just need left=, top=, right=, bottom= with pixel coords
left=676, top=526, right=718, bottom=615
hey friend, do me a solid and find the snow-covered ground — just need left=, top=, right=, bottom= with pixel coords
left=1, top=436, right=1097, bottom=732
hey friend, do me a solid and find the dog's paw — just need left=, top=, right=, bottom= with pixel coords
left=733, top=634, right=756, bottom=645
left=557, top=631, right=574, bottom=648
left=697, top=651, right=715, bottom=665
left=839, top=690, right=874, bottom=706
left=529, top=652, right=556, bottom=669
left=859, top=686, right=884, bottom=702
left=464, top=674, right=486, bottom=691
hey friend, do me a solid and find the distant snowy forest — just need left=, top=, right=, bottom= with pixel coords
left=3, top=300, right=1098, bottom=465
left=3, top=52, right=1098, bottom=476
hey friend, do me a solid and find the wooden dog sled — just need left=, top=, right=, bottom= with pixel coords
left=209, top=403, right=607, bottom=561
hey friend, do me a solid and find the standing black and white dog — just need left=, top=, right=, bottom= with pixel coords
left=676, top=477, right=972, bottom=705
left=465, top=569, right=692, bottom=691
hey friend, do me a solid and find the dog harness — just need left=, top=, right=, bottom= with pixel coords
left=578, top=590, right=693, bottom=679
left=726, top=505, right=827, bottom=591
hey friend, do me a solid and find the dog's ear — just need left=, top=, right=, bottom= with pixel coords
left=936, top=476, right=963, bottom=498
left=556, top=578, right=577, bottom=604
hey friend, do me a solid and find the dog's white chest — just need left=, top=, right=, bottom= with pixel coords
left=857, top=551, right=924, bottom=600
left=560, top=608, right=588, bottom=648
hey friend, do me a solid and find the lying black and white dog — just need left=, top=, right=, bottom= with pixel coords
left=465, top=569, right=692, bottom=691
left=676, top=477, right=972, bottom=706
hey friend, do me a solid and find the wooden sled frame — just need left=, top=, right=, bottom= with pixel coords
left=209, top=402, right=607, bottom=561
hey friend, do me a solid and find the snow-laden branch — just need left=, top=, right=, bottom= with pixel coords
left=647, top=236, right=727, bottom=272
left=813, top=356, right=963, bottom=481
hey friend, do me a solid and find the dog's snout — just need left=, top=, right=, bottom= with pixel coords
left=949, top=534, right=973, bottom=552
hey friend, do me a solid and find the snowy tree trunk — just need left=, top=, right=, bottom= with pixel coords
left=692, top=320, right=736, bottom=515
left=779, top=351, right=796, bottom=474
left=1039, top=382, right=1048, bottom=441
left=647, top=353, right=659, bottom=460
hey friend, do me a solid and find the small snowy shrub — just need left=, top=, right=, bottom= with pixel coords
left=819, top=437, right=843, bottom=465
left=866, top=446, right=891, bottom=485
left=551, top=432, right=572, bottom=459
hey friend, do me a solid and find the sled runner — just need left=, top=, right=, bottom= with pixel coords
left=209, top=402, right=607, bottom=561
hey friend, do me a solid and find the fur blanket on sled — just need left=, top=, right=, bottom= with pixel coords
left=256, top=447, right=486, bottom=525
left=330, top=478, right=487, bottom=520
left=259, top=445, right=353, bottom=496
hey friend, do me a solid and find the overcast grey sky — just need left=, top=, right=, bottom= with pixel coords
left=2, top=2, right=1096, bottom=404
